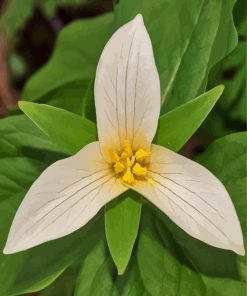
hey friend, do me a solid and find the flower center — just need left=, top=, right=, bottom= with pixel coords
left=109, top=140, right=151, bottom=185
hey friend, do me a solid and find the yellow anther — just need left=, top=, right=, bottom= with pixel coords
left=126, top=155, right=135, bottom=169
left=132, top=163, right=147, bottom=177
left=126, top=157, right=131, bottom=167
left=130, top=155, right=136, bottom=166
left=122, top=168, right=135, bottom=184
left=114, top=162, right=125, bottom=174
left=110, top=150, right=120, bottom=162
left=135, top=149, right=150, bottom=162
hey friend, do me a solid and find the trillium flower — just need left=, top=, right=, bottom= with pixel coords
left=4, top=14, right=244, bottom=256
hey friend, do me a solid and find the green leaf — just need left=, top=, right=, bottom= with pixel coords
left=155, top=85, right=224, bottom=151
left=18, top=101, right=97, bottom=155
left=22, top=13, right=114, bottom=101
left=0, top=115, right=62, bottom=161
left=105, top=191, right=142, bottom=275
left=115, top=0, right=237, bottom=114
left=37, top=80, right=92, bottom=115
left=197, top=132, right=247, bottom=281
left=40, top=264, right=81, bottom=296
left=75, top=240, right=117, bottom=296
left=137, top=205, right=246, bottom=296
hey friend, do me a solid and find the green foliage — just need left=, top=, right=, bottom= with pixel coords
left=204, top=0, right=247, bottom=138
left=22, top=13, right=114, bottom=102
left=74, top=240, right=117, bottom=296
left=0, top=0, right=87, bottom=37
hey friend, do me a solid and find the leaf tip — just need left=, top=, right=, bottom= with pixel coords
left=117, top=265, right=127, bottom=276
left=18, top=100, right=30, bottom=112
left=219, top=84, right=225, bottom=92
left=18, top=100, right=24, bottom=109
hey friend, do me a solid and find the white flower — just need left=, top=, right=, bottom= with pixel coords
left=4, top=15, right=244, bottom=256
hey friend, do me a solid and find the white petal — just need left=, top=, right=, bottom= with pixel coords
left=133, top=144, right=245, bottom=255
left=95, top=14, right=160, bottom=160
left=4, top=142, right=126, bottom=254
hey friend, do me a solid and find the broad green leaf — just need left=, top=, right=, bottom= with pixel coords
left=105, top=191, right=142, bottom=275
left=115, top=0, right=237, bottom=114
left=197, top=132, right=247, bottom=281
left=0, top=114, right=61, bottom=161
left=137, top=206, right=246, bottom=296
left=37, top=80, right=92, bottom=115
left=22, top=13, right=114, bottom=101
left=114, top=260, right=150, bottom=296
left=19, top=101, right=97, bottom=155
left=155, top=85, right=224, bottom=151
left=233, top=0, right=246, bottom=37
left=75, top=240, right=117, bottom=296
left=75, top=238, right=149, bottom=296
left=0, top=115, right=102, bottom=295
left=40, top=264, right=81, bottom=296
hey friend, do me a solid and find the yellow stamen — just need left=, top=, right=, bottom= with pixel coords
left=110, top=150, right=120, bottom=162
left=135, top=149, right=150, bottom=162
left=122, top=167, right=135, bottom=184
left=132, top=163, right=147, bottom=177
left=114, top=162, right=125, bottom=174
left=130, top=155, right=136, bottom=166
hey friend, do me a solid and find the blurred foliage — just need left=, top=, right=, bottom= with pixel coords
left=0, top=0, right=87, bottom=37
left=204, top=0, right=246, bottom=139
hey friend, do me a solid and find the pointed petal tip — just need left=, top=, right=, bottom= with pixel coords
left=3, top=245, right=13, bottom=255
left=3, top=241, right=22, bottom=255
left=133, top=13, right=144, bottom=25
left=233, top=244, right=245, bottom=256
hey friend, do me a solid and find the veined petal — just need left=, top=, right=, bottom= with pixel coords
left=4, top=142, right=127, bottom=254
left=95, top=14, right=160, bottom=161
left=133, top=144, right=245, bottom=255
